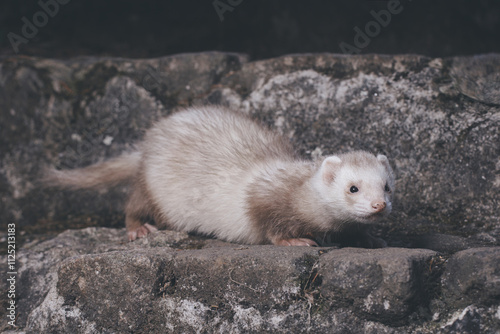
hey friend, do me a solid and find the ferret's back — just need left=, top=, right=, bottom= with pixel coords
left=144, top=106, right=295, bottom=170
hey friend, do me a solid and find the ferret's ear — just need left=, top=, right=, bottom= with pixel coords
left=377, top=154, right=394, bottom=174
left=321, top=156, right=342, bottom=184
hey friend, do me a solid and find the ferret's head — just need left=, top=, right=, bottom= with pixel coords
left=313, top=151, right=395, bottom=225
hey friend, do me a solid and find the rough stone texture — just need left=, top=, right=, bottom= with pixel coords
left=442, top=247, right=500, bottom=308
left=451, top=54, right=500, bottom=105
left=1, top=228, right=196, bottom=331
left=1, top=52, right=500, bottom=332
left=319, top=248, right=435, bottom=323
left=1, top=228, right=499, bottom=333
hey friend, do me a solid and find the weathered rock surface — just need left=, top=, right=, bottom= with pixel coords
left=1, top=52, right=499, bottom=332
left=1, top=228, right=499, bottom=333
left=442, top=247, right=500, bottom=308
left=319, top=248, right=435, bottom=323
left=451, top=54, right=500, bottom=105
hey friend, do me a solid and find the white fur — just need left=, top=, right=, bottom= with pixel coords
left=144, top=107, right=394, bottom=241
left=311, top=153, right=394, bottom=224
left=143, top=106, right=282, bottom=244
left=46, top=106, right=395, bottom=244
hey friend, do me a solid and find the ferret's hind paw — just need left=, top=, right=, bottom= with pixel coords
left=274, top=238, right=318, bottom=247
left=127, top=223, right=158, bottom=241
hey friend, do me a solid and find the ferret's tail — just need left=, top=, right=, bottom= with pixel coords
left=42, top=151, right=142, bottom=190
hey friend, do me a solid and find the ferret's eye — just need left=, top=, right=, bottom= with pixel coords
left=349, top=186, right=359, bottom=193
left=384, top=184, right=391, bottom=192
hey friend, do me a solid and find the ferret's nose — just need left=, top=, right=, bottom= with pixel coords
left=371, top=201, right=386, bottom=213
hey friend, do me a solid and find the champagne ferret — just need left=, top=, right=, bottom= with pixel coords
left=44, top=106, right=395, bottom=247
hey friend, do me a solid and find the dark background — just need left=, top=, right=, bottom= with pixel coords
left=0, top=0, right=499, bottom=60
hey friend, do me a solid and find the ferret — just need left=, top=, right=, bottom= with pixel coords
left=44, top=106, right=395, bottom=247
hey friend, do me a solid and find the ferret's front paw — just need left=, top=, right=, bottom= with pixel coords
left=274, top=238, right=318, bottom=247
left=127, top=223, right=158, bottom=241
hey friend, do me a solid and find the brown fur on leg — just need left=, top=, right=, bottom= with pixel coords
left=125, top=176, right=158, bottom=241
